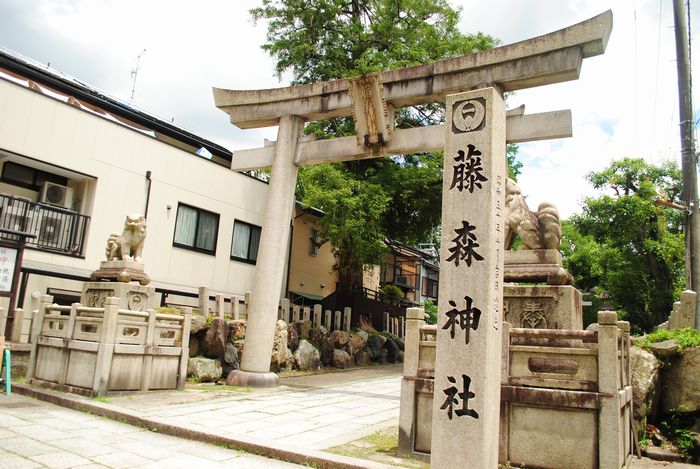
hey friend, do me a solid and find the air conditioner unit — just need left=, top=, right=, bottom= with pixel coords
left=40, top=182, right=73, bottom=209
left=395, top=275, right=409, bottom=285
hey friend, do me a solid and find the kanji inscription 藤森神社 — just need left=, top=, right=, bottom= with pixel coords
left=431, top=88, right=505, bottom=468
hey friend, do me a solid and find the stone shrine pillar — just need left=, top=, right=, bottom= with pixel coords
left=226, top=115, right=304, bottom=388
left=431, top=88, right=506, bottom=468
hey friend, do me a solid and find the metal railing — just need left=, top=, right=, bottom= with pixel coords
left=0, top=195, right=89, bottom=256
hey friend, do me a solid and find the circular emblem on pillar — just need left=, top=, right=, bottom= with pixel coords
left=128, top=293, right=145, bottom=311
left=452, top=99, right=486, bottom=133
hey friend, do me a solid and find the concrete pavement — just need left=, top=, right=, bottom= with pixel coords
left=0, top=393, right=303, bottom=468
left=7, top=364, right=698, bottom=468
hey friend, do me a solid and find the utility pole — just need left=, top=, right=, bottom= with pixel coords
left=673, top=0, right=700, bottom=325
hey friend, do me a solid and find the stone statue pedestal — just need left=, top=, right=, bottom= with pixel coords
left=84, top=261, right=156, bottom=312
left=90, top=260, right=151, bottom=285
left=504, top=284, right=582, bottom=330
left=504, top=249, right=573, bottom=285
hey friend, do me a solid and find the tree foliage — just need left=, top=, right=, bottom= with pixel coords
left=251, top=0, right=516, bottom=285
left=562, top=158, right=685, bottom=331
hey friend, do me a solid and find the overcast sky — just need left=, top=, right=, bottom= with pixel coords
left=0, top=0, right=698, bottom=218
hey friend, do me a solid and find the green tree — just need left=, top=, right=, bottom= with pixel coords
left=252, top=0, right=517, bottom=285
left=562, top=158, right=685, bottom=331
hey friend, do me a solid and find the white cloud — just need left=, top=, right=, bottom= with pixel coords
left=0, top=0, right=697, bottom=219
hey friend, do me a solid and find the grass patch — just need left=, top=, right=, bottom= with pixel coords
left=636, top=328, right=700, bottom=352
left=194, top=384, right=251, bottom=393
left=92, top=396, right=110, bottom=403
left=329, top=428, right=428, bottom=468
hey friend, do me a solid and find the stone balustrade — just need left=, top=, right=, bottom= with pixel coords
left=27, top=294, right=191, bottom=397
left=399, top=308, right=633, bottom=469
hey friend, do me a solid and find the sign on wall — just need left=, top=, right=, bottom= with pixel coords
left=0, top=246, right=18, bottom=295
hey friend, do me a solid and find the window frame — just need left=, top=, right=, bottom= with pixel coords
left=1, top=161, right=68, bottom=191
left=230, top=219, right=262, bottom=264
left=172, top=203, right=220, bottom=255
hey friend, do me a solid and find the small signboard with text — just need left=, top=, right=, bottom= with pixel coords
left=0, top=246, right=18, bottom=296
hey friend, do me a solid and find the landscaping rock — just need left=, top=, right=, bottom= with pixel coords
left=631, top=346, right=660, bottom=424
left=270, top=320, right=288, bottom=372
left=331, top=349, right=353, bottom=369
left=348, top=333, right=367, bottom=356
left=330, top=330, right=350, bottom=348
left=187, top=357, right=222, bottom=382
left=355, top=349, right=371, bottom=367
left=662, top=346, right=700, bottom=413
left=189, top=315, right=207, bottom=334
left=284, top=347, right=294, bottom=371
left=232, top=339, right=245, bottom=362
left=383, top=337, right=400, bottom=363
left=287, top=323, right=299, bottom=352
left=367, top=334, right=386, bottom=360
left=356, top=330, right=369, bottom=342
left=227, top=319, right=246, bottom=340
left=321, top=337, right=334, bottom=366
left=201, top=318, right=227, bottom=359
left=310, top=326, right=328, bottom=347
left=188, top=335, right=200, bottom=357
left=299, top=320, right=312, bottom=340
left=294, top=340, right=320, bottom=371
left=224, top=342, right=239, bottom=367
left=651, top=339, right=681, bottom=360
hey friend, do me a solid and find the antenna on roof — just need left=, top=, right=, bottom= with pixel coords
left=129, top=49, right=147, bottom=104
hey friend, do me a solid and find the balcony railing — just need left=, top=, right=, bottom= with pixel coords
left=0, top=195, right=89, bottom=256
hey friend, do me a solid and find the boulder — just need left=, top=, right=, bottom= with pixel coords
left=348, top=333, right=367, bottom=356
left=270, top=320, right=288, bottom=372
left=631, top=346, right=660, bottom=424
left=330, top=330, right=350, bottom=349
left=321, top=337, right=334, bottom=366
left=187, top=357, right=222, bottom=383
left=355, top=349, right=372, bottom=367
left=383, top=337, right=400, bottom=363
left=366, top=334, right=386, bottom=361
left=299, top=320, right=313, bottom=340
left=662, top=346, right=700, bottom=413
left=232, top=339, right=245, bottom=362
left=331, top=349, right=353, bottom=369
left=284, top=347, right=294, bottom=371
left=650, top=339, right=681, bottom=360
left=227, top=319, right=246, bottom=340
left=201, top=318, right=227, bottom=359
left=188, top=335, right=200, bottom=358
left=294, top=340, right=320, bottom=371
left=287, top=323, right=299, bottom=352
left=224, top=342, right=239, bottom=367
left=397, top=350, right=404, bottom=363
left=356, top=330, right=369, bottom=342
left=310, top=326, right=329, bottom=348
left=190, top=315, right=207, bottom=334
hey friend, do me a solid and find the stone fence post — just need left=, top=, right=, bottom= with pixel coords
left=178, top=307, right=192, bottom=389
left=198, top=287, right=210, bottom=318
left=216, top=294, right=225, bottom=320
left=313, top=305, right=322, bottom=329
left=10, top=308, right=23, bottom=342
left=27, top=295, right=52, bottom=382
left=398, top=307, right=425, bottom=455
left=597, top=311, right=622, bottom=469
left=92, top=297, right=119, bottom=396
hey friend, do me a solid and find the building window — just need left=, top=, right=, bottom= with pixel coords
left=231, top=220, right=261, bottom=264
left=173, top=203, right=219, bottom=254
left=1, top=162, right=67, bottom=191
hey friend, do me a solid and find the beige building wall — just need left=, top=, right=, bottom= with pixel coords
left=287, top=209, right=336, bottom=300
left=0, top=77, right=269, bottom=307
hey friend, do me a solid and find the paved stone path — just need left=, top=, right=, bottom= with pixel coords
left=103, top=365, right=402, bottom=451
left=0, top=393, right=303, bottom=468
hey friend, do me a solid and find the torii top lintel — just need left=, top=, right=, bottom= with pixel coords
left=213, top=10, right=612, bottom=130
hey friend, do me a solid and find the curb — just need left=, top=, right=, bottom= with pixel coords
left=13, top=384, right=397, bottom=469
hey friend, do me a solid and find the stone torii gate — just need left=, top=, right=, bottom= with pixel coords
left=214, top=10, right=611, bottom=467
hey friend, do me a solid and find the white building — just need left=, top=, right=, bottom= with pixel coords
left=0, top=47, right=271, bottom=315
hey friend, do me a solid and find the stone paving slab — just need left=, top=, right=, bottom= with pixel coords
left=0, top=394, right=306, bottom=468
left=12, top=365, right=404, bottom=468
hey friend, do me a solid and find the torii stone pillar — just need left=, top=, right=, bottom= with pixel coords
left=226, top=115, right=303, bottom=387
left=213, top=11, right=612, bottom=403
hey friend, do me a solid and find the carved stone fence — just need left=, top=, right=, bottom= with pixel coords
left=399, top=309, right=633, bottom=469
left=278, top=299, right=352, bottom=333
left=27, top=295, right=191, bottom=397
